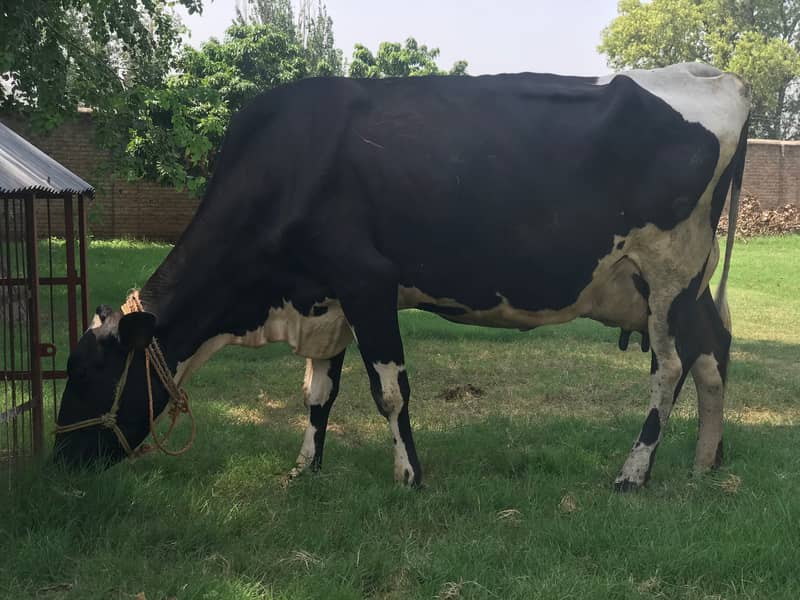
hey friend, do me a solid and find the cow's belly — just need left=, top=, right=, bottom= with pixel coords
left=397, top=216, right=721, bottom=334
left=399, top=253, right=649, bottom=332
left=230, top=298, right=352, bottom=358
left=175, top=299, right=352, bottom=386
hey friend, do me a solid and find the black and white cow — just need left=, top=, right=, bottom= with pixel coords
left=54, top=62, right=750, bottom=491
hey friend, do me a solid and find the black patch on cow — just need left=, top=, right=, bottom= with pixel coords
left=417, top=303, right=467, bottom=316
left=307, top=350, right=346, bottom=470
left=396, top=369, right=422, bottom=487
left=650, top=352, right=659, bottom=375
left=672, top=196, right=693, bottom=221
left=312, top=305, right=328, bottom=317
left=618, top=329, right=631, bottom=351
left=639, top=408, right=661, bottom=445
left=667, top=260, right=732, bottom=382
left=308, top=404, right=329, bottom=470
left=643, top=445, right=659, bottom=484
left=640, top=332, right=650, bottom=352
left=714, top=438, right=724, bottom=468
left=632, top=274, right=650, bottom=300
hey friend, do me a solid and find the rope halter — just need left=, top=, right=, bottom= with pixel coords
left=53, top=291, right=196, bottom=458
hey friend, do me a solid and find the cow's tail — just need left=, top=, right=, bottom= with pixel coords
left=714, top=118, right=749, bottom=331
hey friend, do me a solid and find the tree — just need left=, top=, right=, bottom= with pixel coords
left=349, top=38, right=469, bottom=78
left=1, top=0, right=202, bottom=130
left=121, top=24, right=307, bottom=196
left=298, top=1, right=344, bottom=76
left=599, top=0, right=800, bottom=139
left=235, top=0, right=296, bottom=37
left=237, top=0, right=344, bottom=76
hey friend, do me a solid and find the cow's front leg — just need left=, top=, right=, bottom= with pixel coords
left=288, top=350, right=346, bottom=479
left=341, top=284, right=422, bottom=486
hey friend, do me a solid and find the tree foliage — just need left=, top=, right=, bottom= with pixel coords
left=235, top=0, right=295, bottom=37
left=1, top=0, right=201, bottom=130
left=120, top=24, right=307, bottom=196
left=299, top=1, right=344, bottom=76
left=4, top=1, right=471, bottom=197
left=599, top=0, right=800, bottom=138
left=349, top=38, right=468, bottom=78
left=236, top=0, right=344, bottom=76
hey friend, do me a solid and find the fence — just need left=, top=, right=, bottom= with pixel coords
left=1, top=195, right=89, bottom=464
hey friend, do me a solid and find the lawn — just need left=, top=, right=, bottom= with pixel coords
left=2, top=236, right=799, bottom=599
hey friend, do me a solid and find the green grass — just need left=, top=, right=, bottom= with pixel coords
left=2, top=235, right=800, bottom=599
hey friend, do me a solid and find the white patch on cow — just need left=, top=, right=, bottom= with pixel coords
left=692, top=353, right=724, bottom=471
left=175, top=299, right=352, bottom=387
left=89, top=313, right=103, bottom=330
left=372, top=361, right=415, bottom=484
left=397, top=286, right=467, bottom=312
left=289, top=358, right=335, bottom=479
left=230, top=299, right=352, bottom=358
left=615, top=442, right=654, bottom=488
left=303, top=358, right=334, bottom=408
left=288, top=424, right=318, bottom=479
left=372, top=361, right=406, bottom=414
left=617, top=333, right=682, bottom=488
left=596, top=63, right=750, bottom=162
left=389, top=414, right=415, bottom=485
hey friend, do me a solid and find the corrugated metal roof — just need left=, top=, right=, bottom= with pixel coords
left=0, top=121, right=94, bottom=197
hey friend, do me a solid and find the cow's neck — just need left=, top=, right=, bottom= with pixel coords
left=136, top=216, right=247, bottom=373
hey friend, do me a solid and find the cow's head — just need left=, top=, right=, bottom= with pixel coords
left=53, top=305, right=158, bottom=468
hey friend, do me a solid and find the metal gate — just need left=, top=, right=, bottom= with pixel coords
left=1, top=194, right=89, bottom=462
left=1, top=122, right=92, bottom=465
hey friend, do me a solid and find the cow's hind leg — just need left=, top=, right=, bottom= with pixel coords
left=288, top=350, right=346, bottom=479
left=615, top=283, right=729, bottom=490
left=692, top=289, right=731, bottom=473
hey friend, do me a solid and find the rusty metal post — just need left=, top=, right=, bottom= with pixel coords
left=77, top=194, right=89, bottom=332
left=63, top=195, right=78, bottom=350
left=24, top=194, right=43, bottom=453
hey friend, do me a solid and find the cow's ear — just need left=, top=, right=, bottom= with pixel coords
left=90, top=304, right=114, bottom=329
left=118, top=312, right=157, bottom=350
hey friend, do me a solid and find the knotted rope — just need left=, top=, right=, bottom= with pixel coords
left=54, top=291, right=196, bottom=458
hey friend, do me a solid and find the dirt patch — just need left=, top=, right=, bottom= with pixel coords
left=437, top=383, right=485, bottom=403
left=718, top=195, right=800, bottom=237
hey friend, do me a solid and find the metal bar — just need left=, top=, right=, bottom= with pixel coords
left=1, top=276, right=78, bottom=286
left=0, top=371, right=67, bottom=381
left=63, top=195, right=78, bottom=350
left=47, top=197, right=57, bottom=421
left=11, top=197, right=21, bottom=455
left=78, top=194, right=89, bottom=333
left=25, top=194, right=44, bottom=454
left=1, top=198, right=10, bottom=459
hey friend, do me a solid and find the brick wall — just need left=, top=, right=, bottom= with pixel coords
left=1, top=113, right=200, bottom=241
left=1, top=114, right=797, bottom=242
left=741, top=139, right=800, bottom=209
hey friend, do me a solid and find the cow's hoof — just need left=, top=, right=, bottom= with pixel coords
left=613, top=477, right=644, bottom=493
left=286, top=465, right=304, bottom=480
left=394, top=465, right=422, bottom=488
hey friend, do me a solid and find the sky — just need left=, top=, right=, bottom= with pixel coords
left=176, top=0, right=621, bottom=76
